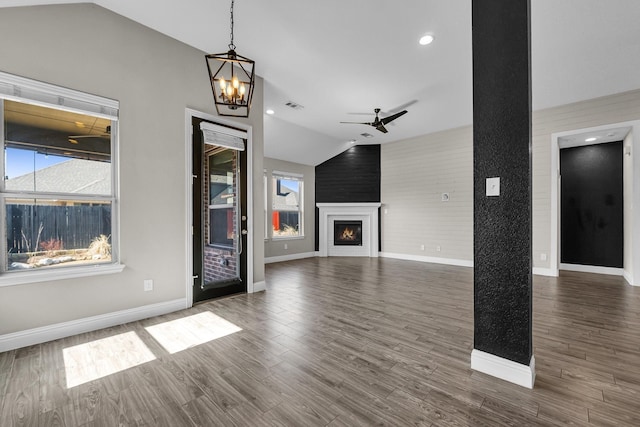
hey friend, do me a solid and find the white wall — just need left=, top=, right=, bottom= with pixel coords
left=0, top=3, right=264, bottom=336
left=624, top=132, right=633, bottom=282
left=381, top=89, right=640, bottom=275
left=381, top=126, right=473, bottom=262
left=264, top=157, right=315, bottom=261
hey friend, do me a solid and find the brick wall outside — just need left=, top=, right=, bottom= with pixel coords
left=203, top=146, right=238, bottom=284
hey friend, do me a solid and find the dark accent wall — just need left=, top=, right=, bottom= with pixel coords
left=315, top=145, right=381, bottom=251
left=561, top=142, right=623, bottom=268
left=472, top=0, right=532, bottom=366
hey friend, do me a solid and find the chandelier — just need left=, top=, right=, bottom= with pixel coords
left=205, top=0, right=255, bottom=118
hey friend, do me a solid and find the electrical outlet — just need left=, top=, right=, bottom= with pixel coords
left=540, top=253, right=547, bottom=261
left=436, top=245, right=441, bottom=252
left=144, top=279, right=153, bottom=292
left=420, top=244, right=425, bottom=251
left=284, top=243, right=288, bottom=250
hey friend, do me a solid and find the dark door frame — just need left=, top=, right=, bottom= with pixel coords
left=184, top=109, right=254, bottom=307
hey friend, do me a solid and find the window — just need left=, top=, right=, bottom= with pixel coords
left=207, top=148, right=235, bottom=247
left=1, top=71, right=119, bottom=282
left=272, top=171, right=303, bottom=238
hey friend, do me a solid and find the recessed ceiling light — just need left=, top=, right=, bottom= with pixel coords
left=419, top=34, right=434, bottom=46
left=585, top=137, right=597, bottom=142
left=266, top=109, right=275, bottom=115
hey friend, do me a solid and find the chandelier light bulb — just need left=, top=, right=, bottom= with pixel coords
left=240, top=84, right=246, bottom=96
left=232, top=76, right=239, bottom=89
left=219, top=78, right=226, bottom=90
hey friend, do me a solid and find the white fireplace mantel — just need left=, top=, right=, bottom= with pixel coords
left=317, top=203, right=381, bottom=257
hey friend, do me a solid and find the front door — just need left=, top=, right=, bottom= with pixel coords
left=192, top=117, right=247, bottom=303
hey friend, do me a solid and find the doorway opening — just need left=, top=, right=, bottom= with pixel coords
left=186, top=111, right=253, bottom=305
left=560, top=141, right=623, bottom=269
left=551, top=123, right=636, bottom=284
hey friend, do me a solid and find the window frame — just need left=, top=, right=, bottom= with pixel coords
left=271, top=170, right=304, bottom=240
left=263, top=170, right=268, bottom=240
left=0, top=71, right=122, bottom=286
left=206, top=148, right=236, bottom=249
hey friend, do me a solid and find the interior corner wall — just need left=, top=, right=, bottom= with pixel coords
left=623, top=132, right=633, bottom=280
left=381, top=89, right=640, bottom=272
left=0, top=3, right=264, bottom=336
left=314, top=145, right=381, bottom=251
left=264, top=157, right=315, bottom=259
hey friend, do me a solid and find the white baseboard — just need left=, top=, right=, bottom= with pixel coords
left=380, top=252, right=473, bottom=268
left=264, top=252, right=316, bottom=264
left=0, top=298, right=187, bottom=353
left=623, top=270, right=637, bottom=286
left=532, top=267, right=557, bottom=277
left=560, top=263, right=624, bottom=276
left=471, top=349, right=536, bottom=389
left=252, top=280, right=266, bottom=293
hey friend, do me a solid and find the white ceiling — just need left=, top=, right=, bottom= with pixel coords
left=4, top=1, right=640, bottom=165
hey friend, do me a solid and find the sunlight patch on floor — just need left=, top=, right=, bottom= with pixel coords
left=145, top=311, right=242, bottom=354
left=63, top=331, right=156, bottom=388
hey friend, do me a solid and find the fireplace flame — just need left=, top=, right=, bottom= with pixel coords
left=341, top=227, right=356, bottom=240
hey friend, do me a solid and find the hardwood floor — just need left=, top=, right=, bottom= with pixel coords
left=2, top=257, right=640, bottom=426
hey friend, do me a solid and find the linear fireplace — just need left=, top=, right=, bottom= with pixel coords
left=334, top=220, right=362, bottom=246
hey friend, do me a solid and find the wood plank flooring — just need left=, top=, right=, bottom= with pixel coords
left=2, top=257, right=640, bottom=426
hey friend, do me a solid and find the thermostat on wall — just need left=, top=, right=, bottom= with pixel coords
left=486, top=177, right=500, bottom=196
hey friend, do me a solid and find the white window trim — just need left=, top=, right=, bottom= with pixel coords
left=0, top=263, right=125, bottom=287
left=0, top=72, right=122, bottom=286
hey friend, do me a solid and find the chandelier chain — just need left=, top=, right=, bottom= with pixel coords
left=229, top=0, right=236, bottom=50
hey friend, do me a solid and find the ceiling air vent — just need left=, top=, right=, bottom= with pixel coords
left=360, top=132, right=374, bottom=138
left=284, top=101, right=304, bottom=110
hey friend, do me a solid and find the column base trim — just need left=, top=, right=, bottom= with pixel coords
left=471, top=349, right=536, bottom=389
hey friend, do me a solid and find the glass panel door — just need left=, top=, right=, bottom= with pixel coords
left=192, top=118, right=246, bottom=302
left=204, top=147, right=240, bottom=286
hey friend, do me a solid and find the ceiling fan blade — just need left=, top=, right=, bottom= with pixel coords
left=340, top=121, right=373, bottom=126
left=68, top=134, right=110, bottom=139
left=375, top=123, right=388, bottom=133
left=380, top=110, right=408, bottom=125
left=385, top=100, right=418, bottom=114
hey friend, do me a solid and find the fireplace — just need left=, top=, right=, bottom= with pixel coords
left=334, top=220, right=362, bottom=246
left=317, top=202, right=380, bottom=257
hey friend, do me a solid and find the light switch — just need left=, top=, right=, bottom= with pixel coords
left=486, top=177, right=500, bottom=197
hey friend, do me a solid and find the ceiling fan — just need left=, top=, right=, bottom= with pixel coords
left=68, top=125, right=111, bottom=143
left=340, top=108, right=408, bottom=134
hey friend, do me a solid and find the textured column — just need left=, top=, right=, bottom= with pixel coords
left=471, top=0, right=534, bottom=388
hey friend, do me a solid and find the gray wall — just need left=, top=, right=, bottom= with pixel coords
left=264, top=157, right=315, bottom=259
left=0, top=3, right=264, bottom=335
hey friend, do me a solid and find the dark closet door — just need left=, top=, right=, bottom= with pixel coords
left=560, top=141, right=623, bottom=268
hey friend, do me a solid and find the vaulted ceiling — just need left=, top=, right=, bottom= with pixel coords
left=4, top=1, right=640, bottom=165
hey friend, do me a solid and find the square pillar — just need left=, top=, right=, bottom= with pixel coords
left=471, top=0, right=534, bottom=388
